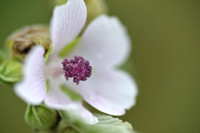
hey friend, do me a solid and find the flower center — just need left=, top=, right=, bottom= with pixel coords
left=62, top=56, right=92, bottom=85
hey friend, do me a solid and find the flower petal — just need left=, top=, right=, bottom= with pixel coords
left=44, top=77, right=78, bottom=110
left=67, top=103, right=99, bottom=124
left=50, top=0, right=87, bottom=54
left=66, top=69, right=138, bottom=116
left=70, top=15, right=131, bottom=67
left=15, top=46, right=46, bottom=105
left=44, top=77, right=98, bottom=124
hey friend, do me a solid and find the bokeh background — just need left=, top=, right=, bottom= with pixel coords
left=0, top=0, right=200, bottom=133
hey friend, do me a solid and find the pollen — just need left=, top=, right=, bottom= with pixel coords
left=62, top=56, right=92, bottom=85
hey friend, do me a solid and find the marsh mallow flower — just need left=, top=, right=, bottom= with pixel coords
left=15, top=0, right=138, bottom=124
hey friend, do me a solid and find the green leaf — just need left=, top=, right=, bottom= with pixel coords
left=59, top=38, right=80, bottom=58
left=60, top=85, right=82, bottom=101
left=59, top=111, right=135, bottom=133
left=92, top=114, right=134, bottom=133
left=0, top=60, right=22, bottom=83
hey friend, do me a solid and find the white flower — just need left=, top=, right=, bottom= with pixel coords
left=15, top=0, right=138, bottom=124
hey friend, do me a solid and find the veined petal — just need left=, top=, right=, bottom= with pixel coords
left=15, top=46, right=46, bottom=105
left=50, top=0, right=87, bottom=54
left=44, top=77, right=78, bottom=110
left=66, top=103, right=99, bottom=124
left=45, top=77, right=98, bottom=124
left=66, top=69, right=138, bottom=116
left=70, top=15, right=131, bottom=67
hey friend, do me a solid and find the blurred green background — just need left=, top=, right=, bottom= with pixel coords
left=0, top=0, right=200, bottom=133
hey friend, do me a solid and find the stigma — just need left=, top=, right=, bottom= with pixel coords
left=62, top=56, right=92, bottom=85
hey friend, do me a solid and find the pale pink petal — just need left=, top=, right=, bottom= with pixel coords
left=15, top=46, right=46, bottom=105
left=70, top=15, right=131, bottom=67
left=66, top=69, right=138, bottom=116
left=44, top=77, right=98, bottom=124
left=67, top=103, right=99, bottom=124
left=44, top=77, right=78, bottom=110
left=50, top=0, right=87, bottom=54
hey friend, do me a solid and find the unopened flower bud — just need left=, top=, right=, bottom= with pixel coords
left=6, top=25, right=51, bottom=60
left=85, top=0, right=108, bottom=24
left=25, top=105, right=57, bottom=130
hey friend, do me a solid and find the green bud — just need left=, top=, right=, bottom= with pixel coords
left=25, top=105, right=57, bottom=130
left=0, top=59, right=22, bottom=83
left=6, top=25, right=51, bottom=61
left=85, top=0, right=108, bottom=24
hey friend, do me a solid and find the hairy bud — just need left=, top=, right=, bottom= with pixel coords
left=6, top=25, right=51, bottom=60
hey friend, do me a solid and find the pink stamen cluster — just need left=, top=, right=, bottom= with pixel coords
left=62, top=56, right=92, bottom=85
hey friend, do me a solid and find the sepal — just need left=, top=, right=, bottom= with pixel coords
left=25, top=105, right=57, bottom=130
left=59, top=111, right=135, bottom=133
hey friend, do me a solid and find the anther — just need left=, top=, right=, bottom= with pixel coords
left=62, top=56, right=92, bottom=85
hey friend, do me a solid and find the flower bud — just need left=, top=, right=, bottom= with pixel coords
left=0, top=60, right=22, bottom=83
left=85, top=0, right=108, bottom=24
left=25, top=105, right=57, bottom=130
left=6, top=25, right=51, bottom=61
